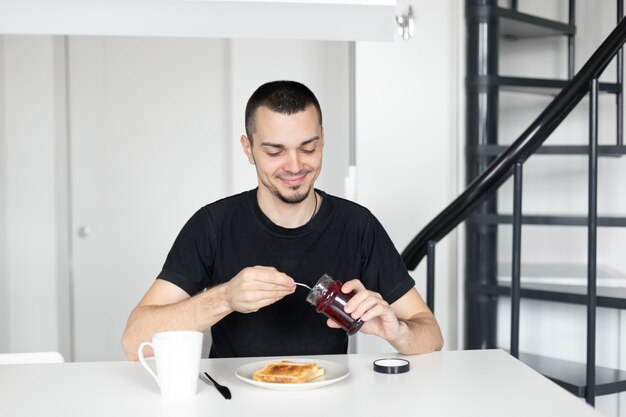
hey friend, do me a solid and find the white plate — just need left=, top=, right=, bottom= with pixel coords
left=235, top=358, right=349, bottom=391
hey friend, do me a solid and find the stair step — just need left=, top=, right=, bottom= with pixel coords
left=467, top=5, right=575, bottom=39
left=468, top=75, right=621, bottom=95
left=494, top=262, right=626, bottom=305
left=471, top=214, right=626, bottom=227
left=519, top=352, right=626, bottom=397
left=497, top=262, right=626, bottom=287
left=468, top=213, right=626, bottom=227
left=474, top=144, right=626, bottom=157
left=470, top=282, right=626, bottom=309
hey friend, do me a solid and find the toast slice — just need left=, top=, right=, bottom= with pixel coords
left=252, top=360, right=325, bottom=383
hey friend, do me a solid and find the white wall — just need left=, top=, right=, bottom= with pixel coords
left=355, top=0, right=460, bottom=351
left=0, top=36, right=8, bottom=352
left=494, top=1, right=626, bottom=415
left=228, top=39, right=351, bottom=197
left=52, top=37, right=71, bottom=361
left=1, top=36, right=61, bottom=353
left=496, top=0, right=626, bottom=352
left=497, top=0, right=626, bottom=272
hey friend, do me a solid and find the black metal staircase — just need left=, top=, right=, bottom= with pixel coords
left=402, top=0, right=626, bottom=406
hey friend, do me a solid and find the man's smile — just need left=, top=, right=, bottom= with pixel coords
left=277, top=171, right=310, bottom=187
left=279, top=176, right=306, bottom=187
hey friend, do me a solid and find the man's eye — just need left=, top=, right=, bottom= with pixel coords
left=267, top=151, right=282, bottom=157
left=301, top=148, right=315, bottom=154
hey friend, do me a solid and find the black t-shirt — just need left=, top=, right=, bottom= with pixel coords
left=157, top=189, right=415, bottom=358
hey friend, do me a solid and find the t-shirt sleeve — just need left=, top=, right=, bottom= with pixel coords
left=157, top=207, right=215, bottom=296
left=360, top=212, right=416, bottom=304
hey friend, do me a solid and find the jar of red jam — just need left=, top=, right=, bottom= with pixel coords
left=306, top=274, right=364, bottom=335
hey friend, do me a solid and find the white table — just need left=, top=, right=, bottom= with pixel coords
left=0, top=349, right=601, bottom=417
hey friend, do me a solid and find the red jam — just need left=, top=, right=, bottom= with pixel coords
left=306, top=274, right=364, bottom=335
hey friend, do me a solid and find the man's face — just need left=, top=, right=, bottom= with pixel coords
left=241, top=105, right=324, bottom=204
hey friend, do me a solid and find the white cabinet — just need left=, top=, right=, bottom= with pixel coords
left=0, top=0, right=396, bottom=41
left=68, top=37, right=231, bottom=361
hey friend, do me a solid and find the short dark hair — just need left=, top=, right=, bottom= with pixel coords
left=245, top=80, right=323, bottom=143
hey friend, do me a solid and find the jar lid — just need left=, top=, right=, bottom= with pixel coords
left=373, top=358, right=411, bottom=374
left=305, top=273, right=334, bottom=306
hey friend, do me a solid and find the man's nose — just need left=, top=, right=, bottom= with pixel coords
left=284, top=151, right=303, bottom=173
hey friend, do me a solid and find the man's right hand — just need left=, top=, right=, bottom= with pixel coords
left=224, top=266, right=296, bottom=313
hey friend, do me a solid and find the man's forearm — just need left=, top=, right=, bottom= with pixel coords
left=121, top=284, right=231, bottom=360
left=388, top=312, right=444, bottom=355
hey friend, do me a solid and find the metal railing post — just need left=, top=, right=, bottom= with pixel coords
left=568, top=0, right=576, bottom=79
left=586, top=77, right=599, bottom=406
left=510, top=161, right=523, bottom=359
left=426, top=241, right=436, bottom=313
left=617, top=0, right=624, bottom=145
left=465, top=0, right=500, bottom=351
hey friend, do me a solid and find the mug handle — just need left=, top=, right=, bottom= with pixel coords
left=138, top=341, right=160, bottom=386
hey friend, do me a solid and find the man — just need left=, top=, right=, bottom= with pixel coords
left=122, top=80, right=442, bottom=360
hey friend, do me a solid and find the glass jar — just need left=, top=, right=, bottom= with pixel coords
left=306, top=274, right=364, bottom=335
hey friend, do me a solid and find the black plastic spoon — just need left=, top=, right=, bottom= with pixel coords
left=200, top=371, right=232, bottom=400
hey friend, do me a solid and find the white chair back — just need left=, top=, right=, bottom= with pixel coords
left=0, top=351, right=65, bottom=364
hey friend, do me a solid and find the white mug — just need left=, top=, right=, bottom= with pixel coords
left=138, top=330, right=203, bottom=398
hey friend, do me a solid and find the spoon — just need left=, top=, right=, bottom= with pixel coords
left=294, top=282, right=311, bottom=290
left=201, top=371, right=232, bottom=400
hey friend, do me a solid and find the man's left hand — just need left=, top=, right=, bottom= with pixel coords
left=325, top=279, right=404, bottom=342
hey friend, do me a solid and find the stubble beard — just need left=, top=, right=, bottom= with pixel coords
left=265, top=179, right=312, bottom=204
left=258, top=168, right=314, bottom=204
left=252, top=153, right=316, bottom=204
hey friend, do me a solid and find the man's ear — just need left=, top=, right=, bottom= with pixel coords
left=241, top=135, right=255, bottom=165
